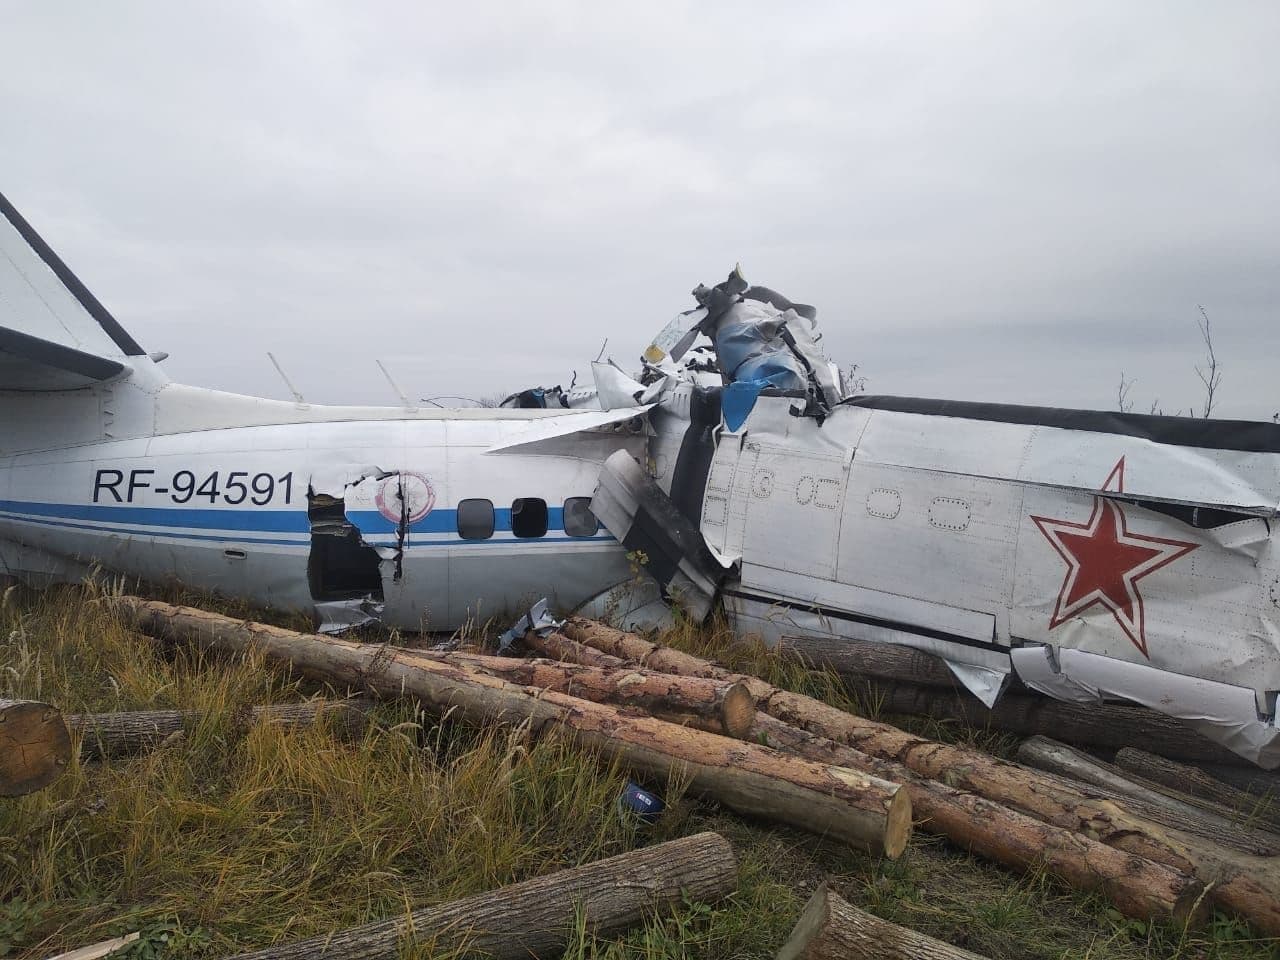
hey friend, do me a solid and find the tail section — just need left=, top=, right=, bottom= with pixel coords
left=0, top=189, right=152, bottom=391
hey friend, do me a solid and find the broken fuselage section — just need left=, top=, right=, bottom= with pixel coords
left=593, top=269, right=1280, bottom=767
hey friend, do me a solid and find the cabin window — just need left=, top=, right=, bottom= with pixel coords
left=563, top=497, right=599, bottom=537
left=511, top=498, right=548, bottom=538
left=457, top=499, right=495, bottom=540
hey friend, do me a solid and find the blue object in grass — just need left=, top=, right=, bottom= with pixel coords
left=617, top=781, right=664, bottom=825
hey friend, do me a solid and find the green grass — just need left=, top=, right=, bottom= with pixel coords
left=0, top=583, right=1276, bottom=958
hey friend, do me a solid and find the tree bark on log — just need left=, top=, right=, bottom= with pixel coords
left=522, top=630, right=631, bottom=669
left=744, top=714, right=1207, bottom=925
left=864, top=682, right=1246, bottom=766
left=1114, top=748, right=1280, bottom=832
left=68, top=700, right=371, bottom=760
left=545, top=626, right=1204, bottom=924
left=561, top=619, right=1280, bottom=935
left=776, top=635, right=971, bottom=691
left=0, top=699, right=71, bottom=796
left=777, top=884, right=988, bottom=960
left=1188, top=763, right=1280, bottom=799
left=113, top=598, right=912, bottom=858
left=1015, top=736, right=1280, bottom=856
left=424, top=651, right=757, bottom=738
left=226, top=830, right=737, bottom=960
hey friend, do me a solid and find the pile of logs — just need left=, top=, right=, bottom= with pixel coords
left=777, top=635, right=1258, bottom=766
left=28, top=595, right=1274, bottom=955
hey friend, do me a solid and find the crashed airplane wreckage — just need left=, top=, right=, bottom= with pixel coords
left=1, top=189, right=1279, bottom=767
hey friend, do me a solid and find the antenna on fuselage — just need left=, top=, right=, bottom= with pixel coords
left=267, top=352, right=306, bottom=405
left=376, top=359, right=414, bottom=409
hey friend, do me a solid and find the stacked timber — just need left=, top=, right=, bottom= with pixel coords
left=778, top=633, right=1249, bottom=765
left=547, top=618, right=1280, bottom=935
left=1016, top=736, right=1280, bottom=856
left=106, top=597, right=1280, bottom=939
left=111, top=597, right=913, bottom=859
left=1114, top=747, right=1280, bottom=831
left=536, top=623, right=1206, bottom=926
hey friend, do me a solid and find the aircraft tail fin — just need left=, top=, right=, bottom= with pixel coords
left=0, top=190, right=154, bottom=391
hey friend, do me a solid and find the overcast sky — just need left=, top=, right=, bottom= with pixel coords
left=3, top=2, right=1277, bottom=419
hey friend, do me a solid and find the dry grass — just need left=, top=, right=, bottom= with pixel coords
left=0, top=584, right=1275, bottom=958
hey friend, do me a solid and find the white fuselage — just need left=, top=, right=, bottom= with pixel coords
left=0, top=377, right=645, bottom=631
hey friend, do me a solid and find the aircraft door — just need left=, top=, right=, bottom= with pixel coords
left=699, top=427, right=757, bottom=563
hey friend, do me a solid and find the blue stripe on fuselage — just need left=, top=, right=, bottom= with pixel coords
left=0, top=500, right=610, bottom=546
left=0, top=499, right=312, bottom=533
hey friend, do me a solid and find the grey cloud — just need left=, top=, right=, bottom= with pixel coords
left=1, top=1, right=1276, bottom=418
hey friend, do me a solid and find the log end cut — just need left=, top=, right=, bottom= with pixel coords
left=882, top=785, right=913, bottom=861
left=777, top=883, right=988, bottom=960
left=827, top=765, right=913, bottom=860
left=722, top=681, right=758, bottom=739
left=0, top=699, right=72, bottom=796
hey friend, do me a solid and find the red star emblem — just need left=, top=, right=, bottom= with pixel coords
left=1030, top=458, right=1197, bottom=658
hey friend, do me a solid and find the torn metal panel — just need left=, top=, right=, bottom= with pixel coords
left=1012, top=645, right=1280, bottom=768
left=484, top=406, right=653, bottom=455
left=592, top=362, right=649, bottom=411
left=944, top=661, right=1011, bottom=708
left=497, top=597, right=562, bottom=654
left=573, top=578, right=675, bottom=633
left=591, top=361, right=670, bottom=411
left=592, top=449, right=729, bottom=621
left=643, top=307, right=707, bottom=365
left=314, top=597, right=385, bottom=634
left=689, top=267, right=847, bottom=421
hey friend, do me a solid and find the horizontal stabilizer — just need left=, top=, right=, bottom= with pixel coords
left=0, top=324, right=127, bottom=391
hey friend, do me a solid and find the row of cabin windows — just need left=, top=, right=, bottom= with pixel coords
left=456, top=497, right=599, bottom=540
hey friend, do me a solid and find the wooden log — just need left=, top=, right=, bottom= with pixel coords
left=753, top=714, right=1204, bottom=923
left=521, top=630, right=630, bottom=669
left=1016, top=736, right=1280, bottom=856
left=865, top=681, right=1246, bottom=766
left=777, top=883, right=988, bottom=960
left=68, top=700, right=371, bottom=760
left=777, top=635, right=969, bottom=690
left=563, top=619, right=1280, bottom=935
left=0, top=699, right=72, bottom=796
left=1115, top=748, right=1280, bottom=831
left=545, top=627, right=1204, bottom=924
left=114, top=597, right=912, bottom=858
left=1187, top=762, right=1280, bottom=800
left=227, top=831, right=736, bottom=959
left=424, top=651, right=757, bottom=738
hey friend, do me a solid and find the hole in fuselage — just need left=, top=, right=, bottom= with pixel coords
left=307, top=492, right=384, bottom=601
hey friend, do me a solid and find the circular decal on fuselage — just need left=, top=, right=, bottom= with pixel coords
left=375, top=473, right=436, bottom=525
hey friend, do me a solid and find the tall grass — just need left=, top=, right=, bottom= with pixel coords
left=0, top=584, right=1275, bottom=958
